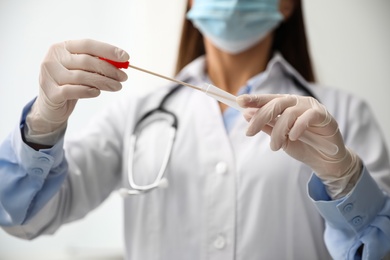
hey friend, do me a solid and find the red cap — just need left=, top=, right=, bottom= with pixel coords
left=99, top=57, right=129, bottom=69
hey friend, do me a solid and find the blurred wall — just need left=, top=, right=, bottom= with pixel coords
left=0, top=0, right=389, bottom=259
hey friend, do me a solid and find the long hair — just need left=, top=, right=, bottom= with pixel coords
left=175, top=0, right=315, bottom=82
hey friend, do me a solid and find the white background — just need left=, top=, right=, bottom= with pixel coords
left=0, top=0, right=389, bottom=259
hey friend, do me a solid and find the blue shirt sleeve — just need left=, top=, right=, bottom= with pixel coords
left=308, top=168, right=390, bottom=259
left=0, top=99, right=68, bottom=226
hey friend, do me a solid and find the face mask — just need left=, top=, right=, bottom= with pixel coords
left=187, top=0, right=283, bottom=54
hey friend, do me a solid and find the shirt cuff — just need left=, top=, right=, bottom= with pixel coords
left=22, top=98, right=67, bottom=146
left=15, top=99, right=65, bottom=170
left=308, top=167, right=386, bottom=233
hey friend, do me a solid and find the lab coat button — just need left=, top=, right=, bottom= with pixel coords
left=215, top=162, right=228, bottom=175
left=351, top=216, right=363, bottom=226
left=38, top=157, right=50, bottom=163
left=31, top=168, right=44, bottom=175
left=213, top=235, right=226, bottom=249
left=343, top=203, right=353, bottom=213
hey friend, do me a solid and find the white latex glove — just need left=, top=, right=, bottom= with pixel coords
left=26, top=39, right=129, bottom=140
left=237, top=94, right=362, bottom=199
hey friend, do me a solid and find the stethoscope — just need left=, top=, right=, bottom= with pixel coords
left=119, top=85, right=184, bottom=196
left=119, top=73, right=317, bottom=196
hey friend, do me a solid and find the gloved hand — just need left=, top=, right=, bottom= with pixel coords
left=27, top=39, right=129, bottom=138
left=237, top=94, right=362, bottom=199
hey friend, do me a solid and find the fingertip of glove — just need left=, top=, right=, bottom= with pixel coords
left=88, top=87, right=101, bottom=97
left=246, top=131, right=254, bottom=137
left=115, top=48, right=130, bottom=61
left=270, top=141, right=283, bottom=152
left=236, top=94, right=251, bottom=106
left=245, top=127, right=256, bottom=136
left=119, top=71, right=128, bottom=82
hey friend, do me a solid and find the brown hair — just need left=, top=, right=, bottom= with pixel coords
left=175, top=0, right=315, bottom=82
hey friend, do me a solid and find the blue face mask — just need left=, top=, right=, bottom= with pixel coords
left=187, top=0, right=283, bottom=54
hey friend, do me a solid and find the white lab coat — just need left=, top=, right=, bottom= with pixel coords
left=3, top=55, right=390, bottom=259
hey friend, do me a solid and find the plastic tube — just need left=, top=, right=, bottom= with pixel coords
left=201, top=83, right=244, bottom=112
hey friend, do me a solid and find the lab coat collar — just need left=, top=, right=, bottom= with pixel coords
left=246, top=52, right=311, bottom=93
left=175, top=52, right=310, bottom=93
left=263, top=52, right=309, bottom=89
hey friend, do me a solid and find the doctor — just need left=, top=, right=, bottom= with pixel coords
left=1, top=0, right=390, bottom=259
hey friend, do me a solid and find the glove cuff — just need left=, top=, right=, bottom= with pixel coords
left=320, top=149, right=363, bottom=199
left=26, top=101, right=68, bottom=135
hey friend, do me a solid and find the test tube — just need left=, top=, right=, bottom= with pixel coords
left=201, top=83, right=244, bottom=112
